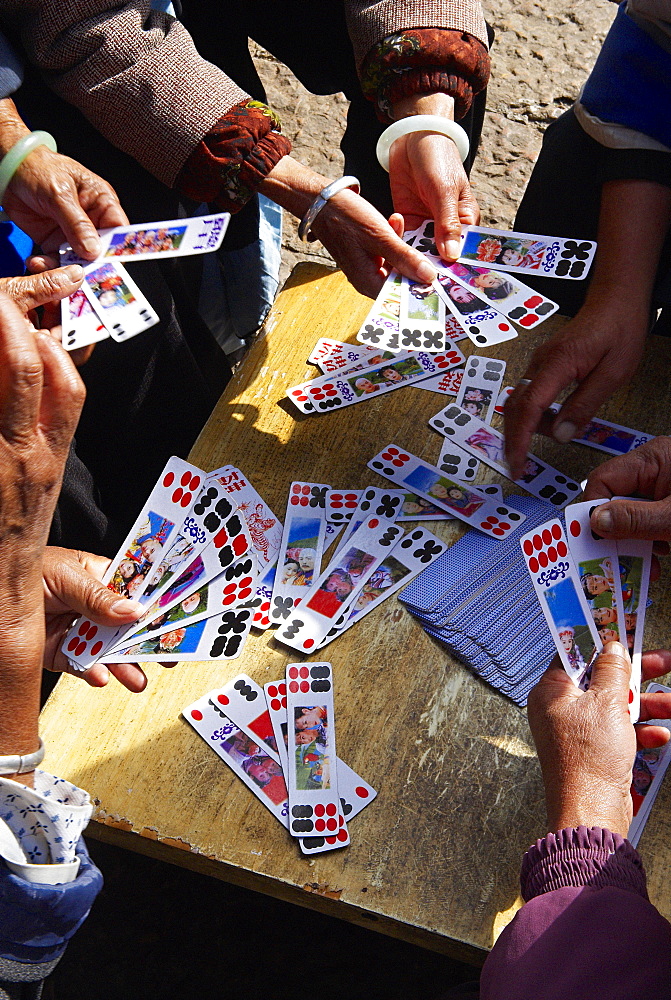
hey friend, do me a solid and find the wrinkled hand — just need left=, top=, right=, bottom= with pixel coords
left=528, top=643, right=671, bottom=837
left=3, top=147, right=127, bottom=261
left=311, top=186, right=437, bottom=297
left=389, top=131, right=479, bottom=261
left=504, top=300, right=648, bottom=479
left=584, top=437, right=671, bottom=543
left=42, top=546, right=152, bottom=693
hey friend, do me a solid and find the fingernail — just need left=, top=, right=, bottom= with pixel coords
left=445, top=239, right=460, bottom=260
left=603, top=640, right=626, bottom=657
left=593, top=507, right=613, bottom=532
left=553, top=420, right=576, bottom=444
left=64, top=264, right=84, bottom=282
left=417, top=260, right=437, bottom=283
left=111, top=599, right=144, bottom=617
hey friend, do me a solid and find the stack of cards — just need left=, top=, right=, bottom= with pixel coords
left=61, top=212, right=230, bottom=351
left=183, top=666, right=377, bottom=855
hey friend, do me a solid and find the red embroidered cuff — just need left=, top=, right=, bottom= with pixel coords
left=361, top=28, right=490, bottom=123
left=176, top=99, right=291, bottom=211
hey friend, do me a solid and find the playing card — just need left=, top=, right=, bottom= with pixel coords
left=616, top=533, right=653, bottom=722
left=519, top=519, right=601, bottom=685
left=103, top=606, right=253, bottom=661
left=317, top=526, right=448, bottom=647
left=444, top=261, right=559, bottom=328
left=63, top=457, right=205, bottom=669
left=61, top=213, right=230, bottom=263
left=458, top=225, right=597, bottom=280
left=215, top=674, right=282, bottom=764
left=285, top=662, right=339, bottom=838
left=61, top=288, right=109, bottom=352
left=628, top=686, right=671, bottom=847
left=106, top=555, right=257, bottom=651
left=398, top=274, right=446, bottom=352
left=80, top=260, right=159, bottom=342
left=413, top=368, right=464, bottom=396
left=356, top=271, right=403, bottom=351
left=436, top=437, right=480, bottom=482
left=276, top=515, right=403, bottom=652
left=209, top=466, right=282, bottom=571
left=455, top=355, right=506, bottom=424
left=270, top=482, right=330, bottom=622
left=331, top=488, right=404, bottom=560
left=246, top=562, right=276, bottom=631
left=309, top=339, right=401, bottom=375
left=395, top=491, right=457, bottom=521
left=325, top=490, right=363, bottom=524
left=565, top=499, right=638, bottom=717
left=368, top=444, right=525, bottom=538
left=429, top=403, right=581, bottom=507
left=183, top=693, right=289, bottom=828
left=287, top=349, right=464, bottom=415
left=434, top=272, right=518, bottom=349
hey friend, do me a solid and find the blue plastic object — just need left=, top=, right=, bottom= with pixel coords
left=0, top=219, right=31, bottom=277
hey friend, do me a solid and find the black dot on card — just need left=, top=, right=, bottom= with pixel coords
left=400, top=538, right=412, bottom=548
left=568, top=482, right=580, bottom=492
left=292, top=805, right=312, bottom=818
left=302, top=837, right=325, bottom=848
left=311, top=665, right=329, bottom=678
left=411, top=530, right=423, bottom=539
left=474, top=334, right=487, bottom=344
left=509, top=512, right=522, bottom=521
left=341, top=800, right=353, bottom=816
left=292, top=820, right=314, bottom=832
left=371, top=461, right=383, bottom=470
left=311, top=679, right=331, bottom=692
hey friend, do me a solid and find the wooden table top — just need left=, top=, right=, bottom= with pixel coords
left=40, top=263, right=671, bottom=963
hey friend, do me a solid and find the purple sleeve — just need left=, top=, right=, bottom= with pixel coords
left=480, top=827, right=671, bottom=1000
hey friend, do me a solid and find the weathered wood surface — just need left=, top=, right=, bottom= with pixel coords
left=40, top=263, right=671, bottom=962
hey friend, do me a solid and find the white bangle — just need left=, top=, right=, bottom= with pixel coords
left=376, top=115, right=469, bottom=172
left=298, top=175, right=360, bottom=242
left=0, top=738, right=45, bottom=775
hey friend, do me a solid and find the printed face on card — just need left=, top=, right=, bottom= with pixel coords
left=429, top=404, right=581, bottom=507
left=572, top=418, right=654, bottom=456
left=309, top=339, right=399, bottom=375
left=357, top=271, right=402, bottom=351
left=184, top=695, right=289, bottom=827
left=62, top=213, right=230, bottom=263
left=433, top=273, right=517, bottom=348
left=615, top=532, right=653, bottom=720
left=445, top=262, right=558, bottom=328
left=368, top=445, right=525, bottom=538
left=212, top=467, right=282, bottom=570
left=458, top=226, right=597, bottom=280
left=105, top=606, right=253, bottom=662
left=215, top=675, right=281, bottom=763
left=61, top=288, right=109, bottom=351
left=81, top=260, right=159, bottom=342
left=399, top=275, right=446, bottom=353
left=520, top=520, right=601, bottom=685
left=270, top=482, right=330, bottom=621
left=455, top=355, right=506, bottom=423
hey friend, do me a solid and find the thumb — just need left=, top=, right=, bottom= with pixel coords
left=588, top=641, right=632, bottom=695
left=52, top=559, right=144, bottom=625
left=2, top=266, right=84, bottom=313
left=591, top=497, right=671, bottom=541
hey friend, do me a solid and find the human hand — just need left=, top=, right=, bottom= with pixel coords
left=503, top=299, right=648, bottom=479
left=3, top=146, right=127, bottom=261
left=528, top=643, right=671, bottom=837
left=583, top=437, right=671, bottom=543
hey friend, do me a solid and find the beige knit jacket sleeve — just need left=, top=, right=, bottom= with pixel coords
left=0, top=0, right=488, bottom=188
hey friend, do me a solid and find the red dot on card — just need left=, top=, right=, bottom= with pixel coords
left=191, top=709, right=203, bottom=721
left=87, top=623, right=99, bottom=639
left=315, top=819, right=326, bottom=832
left=368, top=518, right=379, bottom=529
left=75, top=641, right=87, bottom=656
left=480, top=522, right=490, bottom=530
left=524, top=295, right=543, bottom=308
left=523, top=540, right=534, bottom=556
left=78, top=621, right=90, bottom=637
left=292, top=484, right=301, bottom=494
left=91, top=641, right=104, bottom=656
left=326, top=818, right=337, bottom=831
left=172, top=488, right=183, bottom=503
left=214, top=528, right=229, bottom=548
left=498, top=323, right=510, bottom=332
left=163, top=472, right=175, bottom=487
left=303, top=639, right=315, bottom=649
left=279, top=682, right=286, bottom=695
left=355, top=786, right=369, bottom=799
left=300, top=680, right=310, bottom=693
left=239, top=587, right=253, bottom=601
left=181, top=492, right=192, bottom=507
left=290, top=496, right=299, bottom=505
left=338, top=816, right=344, bottom=828
left=556, top=540, right=567, bottom=557
left=629, top=689, right=634, bottom=704
left=529, top=556, right=539, bottom=574
left=552, top=523, right=562, bottom=540
left=569, top=520, right=581, bottom=537
left=493, top=528, right=505, bottom=536
left=326, top=803, right=337, bottom=816
left=67, top=637, right=79, bottom=652
left=181, top=471, right=191, bottom=486
left=261, top=602, right=270, bottom=612
left=548, top=546, right=557, bottom=563
left=538, top=552, right=548, bottom=568
left=289, top=680, right=299, bottom=693
left=326, top=836, right=337, bottom=844
left=388, top=447, right=399, bottom=456
left=392, top=458, right=405, bottom=467
left=542, top=528, right=552, bottom=546
left=533, top=533, right=542, bottom=550
left=224, top=584, right=236, bottom=595
left=288, top=667, right=299, bottom=679
left=299, top=497, right=309, bottom=506
left=520, top=315, right=538, bottom=328
left=253, top=613, right=263, bottom=622
left=190, top=475, right=201, bottom=490
left=301, top=485, right=310, bottom=494
left=294, top=393, right=308, bottom=402
left=281, top=697, right=287, bottom=708
left=499, top=522, right=510, bottom=531
left=299, top=666, right=309, bottom=678
left=337, top=830, right=348, bottom=842
left=270, top=698, right=280, bottom=711
left=315, top=804, right=325, bottom=816
left=217, top=694, right=229, bottom=705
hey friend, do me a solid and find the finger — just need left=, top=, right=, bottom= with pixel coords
left=587, top=640, right=632, bottom=694
left=458, top=182, right=480, bottom=227
left=388, top=213, right=405, bottom=238
left=0, top=266, right=84, bottom=314
left=641, top=648, right=671, bottom=680
left=0, top=293, right=43, bottom=442
left=106, top=662, right=148, bottom=693
left=635, top=724, right=671, bottom=749
left=503, top=371, right=567, bottom=479
left=547, top=370, right=622, bottom=448
left=653, top=541, right=669, bottom=556
left=74, top=663, right=110, bottom=687
left=50, top=181, right=102, bottom=260
left=34, top=331, right=85, bottom=454
left=382, top=234, right=437, bottom=286
left=45, top=553, right=144, bottom=624
left=639, top=692, right=671, bottom=724
left=26, top=255, right=60, bottom=274
left=583, top=443, right=668, bottom=504
left=590, top=497, right=671, bottom=541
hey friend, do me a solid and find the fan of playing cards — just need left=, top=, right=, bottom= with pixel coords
left=59, top=212, right=230, bottom=351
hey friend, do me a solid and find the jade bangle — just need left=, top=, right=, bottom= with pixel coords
left=0, top=130, right=58, bottom=204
